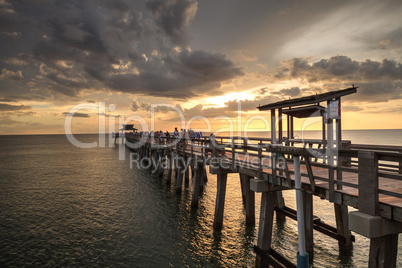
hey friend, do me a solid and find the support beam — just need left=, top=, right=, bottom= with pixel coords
left=358, top=151, right=379, bottom=216
left=327, top=100, right=335, bottom=201
left=334, top=203, right=353, bottom=251
left=203, top=164, right=208, bottom=183
left=159, top=152, right=165, bottom=178
left=184, top=157, right=190, bottom=185
left=256, top=191, right=275, bottom=268
left=191, top=161, right=203, bottom=207
left=166, top=152, right=173, bottom=184
left=175, top=156, right=183, bottom=194
left=294, top=156, right=308, bottom=265
left=274, top=191, right=286, bottom=221
left=240, top=174, right=247, bottom=207
left=369, top=234, right=398, bottom=268
left=244, top=175, right=255, bottom=225
left=213, top=173, right=228, bottom=230
left=303, top=191, right=314, bottom=257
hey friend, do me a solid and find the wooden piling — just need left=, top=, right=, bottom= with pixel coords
left=166, top=151, right=173, bottom=184
left=358, top=151, right=379, bottom=215
left=175, top=156, right=183, bottom=194
left=159, top=151, right=165, bottom=178
left=240, top=173, right=247, bottom=206
left=244, top=175, right=255, bottom=225
left=303, top=191, right=314, bottom=257
left=334, top=203, right=353, bottom=251
left=213, top=173, right=228, bottom=230
left=274, top=191, right=286, bottom=221
left=369, top=234, right=398, bottom=268
left=256, top=191, right=275, bottom=268
left=191, top=161, right=203, bottom=207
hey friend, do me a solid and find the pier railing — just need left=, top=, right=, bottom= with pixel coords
left=125, top=133, right=402, bottom=218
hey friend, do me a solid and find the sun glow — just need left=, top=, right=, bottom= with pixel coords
left=205, top=92, right=255, bottom=107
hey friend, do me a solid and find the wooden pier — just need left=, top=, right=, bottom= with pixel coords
left=121, top=87, right=402, bottom=267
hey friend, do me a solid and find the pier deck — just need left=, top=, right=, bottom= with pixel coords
left=124, top=134, right=402, bottom=267
left=121, top=87, right=402, bottom=267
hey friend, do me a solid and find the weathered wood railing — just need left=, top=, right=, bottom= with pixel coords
left=124, top=133, right=402, bottom=215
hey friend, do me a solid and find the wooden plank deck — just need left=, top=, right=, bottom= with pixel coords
left=172, top=145, right=402, bottom=221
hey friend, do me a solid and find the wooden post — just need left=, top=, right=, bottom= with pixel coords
left=274, top=191, right=286, bottom=221
left=232, top=138, right=235, bottom=169
left=399, top=150, right=402, bottom=175
left=271, top=109, right=277, bottom=178
left=287, top=114, right=290, bottom=142
left=151, top=149, right=158, bottom=174
left=213, top=173, right=228, bottom=230
left=335, top=203, right=353, bottom=251
left=202, top=163, right=208, bottom=183
left=322, top=112, right=326, bottom=160
left=191, top=160, right=203, bottom=207
left=184, top=157, right=190, bottom=185
left=357, top=151, right=400, bottom=266
left=334, top=104, right=353, bottom=251
left=256, top=191, right=275, bottom=268
left=244, top=175, right=255, bottom=225
left=336, top=97, right=342, bottom=188
left=369, top=234, right=398, bottom=268
left=240, top=173, right=247, bottom=206
left=303, top=191, right=314, bottom=257
left=175, top=156, right=183, bottom=194
left=243, top=138, right=247, bottom=153
left=159, top=151, right=165, bottom=178
left=258, top=143, right=263, bottom=179
left=290, top=115, right=294, bottom=141
left=358, top=151, right=379, bottom=216
left=278, top=108, right=283, bottom=144
left=167, top=151, right=173, bottom=184
left=327, top=100, right=335, bottom=202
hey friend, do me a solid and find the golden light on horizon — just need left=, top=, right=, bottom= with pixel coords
left=205, top=92, right=255, bottom=107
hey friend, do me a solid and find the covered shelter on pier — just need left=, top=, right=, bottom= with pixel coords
left=257, top=86, right=358, bottom=201
left=256, top=86, right=358, bottom=265
left=257, top=86, right=357, bottom=147
left=120, top=124, right=137, bottom=133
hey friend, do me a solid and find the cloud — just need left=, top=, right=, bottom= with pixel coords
left=146, top=0, right=197, bottom=45
left=130, top=100, right=140, bottom=112
left=4, top=56, right=29, bottom=66
left=0, top=103, right=30, bottom=111
left=0, top=0, right=242, bottom=101
left=273, top=55, right=402, bottom=103
left=62, top=112, right=90, bottom=118
left=275, top=55, right=402, bottom=82
left=234, top=49, right=257, bottom=62
left=107, top=49, right=243, bottom=99
left=0, top=117, right=25, bottom=126
left=0, top=68, right=23, bottom=80
left=273, top=87, right=301, bottom=97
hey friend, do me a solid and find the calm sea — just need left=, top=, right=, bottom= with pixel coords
left=0, top=130, right=401, bottom=267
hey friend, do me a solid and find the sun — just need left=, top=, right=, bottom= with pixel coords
left=205, top=92, right=255, bottom=107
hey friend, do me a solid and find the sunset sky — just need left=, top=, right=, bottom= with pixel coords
left=0, top=0, right=401, bottom=135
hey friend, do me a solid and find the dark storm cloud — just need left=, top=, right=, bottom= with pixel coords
left=275, top=56, right=402, bottom=82
left=274, top=55, right=402, bottom=102
left=146, top=0, right=197, bottom=45
left=0, top=0, right=242, bottom=101
left=107, top=49, right=243, bottom=98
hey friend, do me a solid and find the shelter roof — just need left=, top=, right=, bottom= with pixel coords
left=257, top=87, right=357, bottom=111
left=121, top=124, right=137, bottom=131
left=282, top=105, right=325, bottom=118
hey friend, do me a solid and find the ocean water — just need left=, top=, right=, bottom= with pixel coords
left=0, top=130, right=401, bottom=267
